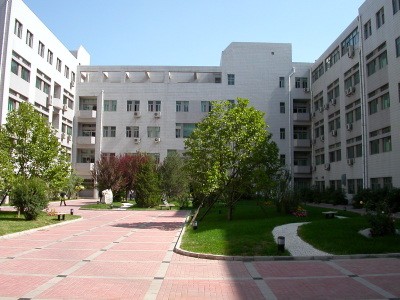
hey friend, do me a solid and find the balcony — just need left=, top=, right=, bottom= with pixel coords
left=77, top=109, right=97, bottom=119
left=53, top=97, right=63, bottom=109
left=293, top=139, right=311, bottom=148
left=76, top=136, right=96, bottom=145
left=293, top=165, right=311, bottom=174
left=293, top=113, right=310, bottom=122
left=75, top=163, right=94, bottom=176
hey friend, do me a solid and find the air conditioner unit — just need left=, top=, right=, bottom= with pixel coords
left=324, top=163, right=330, bottom=170
left=133, top=137, right=141, bottom=144
left=154, top=137, right=161, bottom=143
left=70, top=81, right=75, bottom=88
left=154, top=112, right=161, bottom=118
left=319, top=107, right=324, bottom=113
left=61, top=132, right=66, bottom=139
left=329, top=98, right=336, bottom=106
left=303, top=88, right=310, bottom=93
left=347, top=158, right=354, bottom=166
left=62, top=104, right=68, bottom=111
left=331, top=130, right=337, bottom=136
left=348, top=46, right=355, bottom=58
left=47, top=95, right=53, bottom=106
left=323, top=103, right=329, bottom=110
left=320, top=135, right=325, bottom=142
left=346, top=123, right=353, bottom=131
left=133, top=111, right=141, bottom=117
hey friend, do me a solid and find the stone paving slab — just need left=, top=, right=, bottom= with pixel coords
left=1, top=198, right=399, bottom=299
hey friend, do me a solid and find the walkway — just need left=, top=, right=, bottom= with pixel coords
left=0, top=199, right=399, bottom=299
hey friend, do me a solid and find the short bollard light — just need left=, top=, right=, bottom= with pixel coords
left=193, top=221, right=198, bottom=230
left=277, top=236, right=285, bottom=252
left=70, top=209, right=74, bottom=215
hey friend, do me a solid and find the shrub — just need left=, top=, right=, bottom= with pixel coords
left=11, top=177, right=49, bottom=220
left=364, top=191, right=396, bottom=237
left=135, top=159, right=160, bottom=207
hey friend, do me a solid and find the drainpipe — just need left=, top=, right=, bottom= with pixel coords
left=0, top=0, right=10, bottom=123
left=288, top=67, right=295, bottom=188
left=357, top=15, right=368, bottom=189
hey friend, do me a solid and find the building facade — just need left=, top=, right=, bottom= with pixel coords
left=310, top=0, right=400, bottom=198
left=1, top=0, right=399, bottom=200
left=0, top=0, right=89, bottom=159
left=74, top=43, right=312, bottom=197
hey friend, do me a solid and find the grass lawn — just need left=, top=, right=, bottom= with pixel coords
left=180, top=201, right=400, bottom=256
left=80, top=200, right=189, bottom=210
left=0, top=211, right=80, bottom=237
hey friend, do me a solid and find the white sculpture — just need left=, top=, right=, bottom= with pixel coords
left=102, top=189, right=113, bottom=205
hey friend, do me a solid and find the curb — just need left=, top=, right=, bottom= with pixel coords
left=174, top=222, right=400, bottom=261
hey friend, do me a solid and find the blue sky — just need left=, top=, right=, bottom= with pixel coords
left=24, top=0, right=365, bottom=66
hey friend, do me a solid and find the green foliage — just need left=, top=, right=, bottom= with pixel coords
left=135, top=158, right=161, bottom=207
left=159, top=153, right=190, bottom=207
left=294, top=186, right=347, bottom=206
left=0, top=102, right=70, bottom=195
left=185, top=98, right=280, bottom=220
left=10, top=177, right=48, bottom=220
left=62, top=171, right=84, bottom=199
left=353, top=188, right=400, bottom=213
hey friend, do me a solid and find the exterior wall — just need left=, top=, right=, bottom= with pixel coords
left=0, top=0, right=89, bottom=155
left=311, top=0, right=400, bottom=197
left=75, top=43, right=312, bottom=196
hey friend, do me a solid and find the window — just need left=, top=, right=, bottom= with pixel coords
left=381, top=93, right=390, bottom=109
left=126, top=126, right=139, bottom=138
left=348, top=179, right=355, bottom=194
left=369, top=99, right=378, bottom=114
left=14, top=19, right=23, bottom=38
left=394, top=0, right=400, bottom=14
left=38, top=41, right=45, bottom=57
left=64, top=66, right=70, bottom=79
left=367, top=60, right=376, bottom=76
left=280, top=102, right=285, bottom=113
left=371, top=178, right=380, bottom=190
left=148, top=100, right=161, bottom=112
left=376, top=7, right=385, bottom=29
left=176, top=101, right=189, bottom=112
left=295, top=77, right=308, bottom=89
left=56, top=58, right=62, bottom=72
left=11, top=60, right=19, bottom=75
left=280, top=128, right=285, bottom=139
left=370, top=139, right=380, bottom=155
left=71, top=72, right=76, bottom=83
left=103, top=126, right=116, bottom=137
left=11, top=60, right=30, bottom=81
left=47, top=50, right=53, bottom=65
left=383, top=177, right=392, bottom=189
left=312, top=63, right=324, bottom=82
left=127, top=100, right=133, bottom=111
left=147, top=126, right=160, bottom=138
left=293, top=126, right=308, bottom=139
left=176, top=123, right=196, bottom=138
left=35, top=77, right=50, bottom=94
left=325, top=47, right=340, bottom=71
left=26, top=30, right=33, bottom=47
left=355, top=107, right=361, bottom=121
left=227, top=74, right=235, bottom=85
left=201, top=101, right=212, bottom=113
left=280, top=154, right=286, bottom=165
left=378, top=51, right=388, bottom=69
left=364, top=20, right=372, bottom=39
left=383, top=136, right=392, bottom=152
left=341, top=28, right=359, bottom=55
left=104, top=100, right=117, bottom=111
left=134, top=100, right=140, bottom=112
left=396, top=37, right=400, bottom=57
left=279, top=77, right=285, bottom=88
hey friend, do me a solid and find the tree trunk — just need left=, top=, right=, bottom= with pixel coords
left=227, top=205, right=233, bottom=221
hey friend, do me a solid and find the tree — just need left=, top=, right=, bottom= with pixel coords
left=0, top=131, right=14, bottom=204
left=159, top=153, right=190, bottom=207
left=185, top=98, right=280, bottom=220
left=0, top=102, right=71, bottom=197
left=63, top=171, right=84, bottom=199
left=92, top=153, right=149, bottom=200
left=135, top=158, right=161, bottom=207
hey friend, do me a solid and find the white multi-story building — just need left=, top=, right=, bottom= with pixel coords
left=0, top=0, right=89, bottom=158
left=74, top=43, right=312, bottom=197
left=310, top=0, right=400, bottom=198
left=1, top=0, right=399, bottom=200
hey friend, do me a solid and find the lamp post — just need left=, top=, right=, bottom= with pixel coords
left=277, top=236, right=285, bottom=252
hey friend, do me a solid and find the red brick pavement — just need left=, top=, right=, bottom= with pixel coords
left=0, top=198, right=399, bottom=299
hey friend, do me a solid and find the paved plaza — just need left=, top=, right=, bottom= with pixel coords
left=1, top=199, right=400, bottom=299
